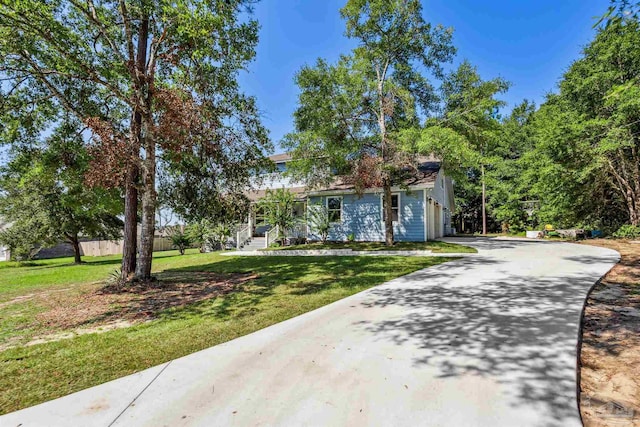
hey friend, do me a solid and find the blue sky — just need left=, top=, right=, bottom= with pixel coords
left=238, top=0, right=610, bottom=152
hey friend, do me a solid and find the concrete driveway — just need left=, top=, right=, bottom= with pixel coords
left=1, top=238, right=619, bottom=427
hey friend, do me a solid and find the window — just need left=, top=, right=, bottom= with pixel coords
left=382, top=194, right=400, bottom=223
left=327, top=197, right=342, bottom=223
left=391, top=194, right=400, bottom=222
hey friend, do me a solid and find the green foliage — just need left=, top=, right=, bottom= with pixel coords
left=415, top=61, right=509, bottom=176
left=185, top=219, right=231, bottom=252
left=283, top=0, right=454, bottom=244
left=207, top=223, right=232, bottom=250
left=257, top=189, right=298, bottom=238
left=167, top=227, right=192, bottom=255
left=486, top=101, right=537, bottom=230
left=612, top=224, right=640, bottom=239
left=0, top=0, right=271, bottom=278
left=426, top=17, right=640, bottom=232
left=307, top=204, right=332, bottom=243
left=0, top=224, right=44, bottom=262
left=185, top=219, right=212, bottom=253
left=347, top=233, right=356, bottom=242
left=596, top=1, right=640, bottom=27
left=413, top=61, right=509, bottom=232
left=0, top=123, right=123, bottom=262
left=523, top=20, right=640, bottom=228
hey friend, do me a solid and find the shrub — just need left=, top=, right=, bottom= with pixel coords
left=347, top=233, right=355, bottom=242
left=168, top=226, right=192, bottom=255
left=257, top=189, right=298, bottom=239
left=307, top=204, right=331, bottom=243
left=0, top=225, right=44, bottom=261
left=208, top=223, right=232, bottom=249
left=186, top=220, right=232, bottom=251
left=612, top=224, right=640, bottom=239
left=186, top=219, right=212, bottom=252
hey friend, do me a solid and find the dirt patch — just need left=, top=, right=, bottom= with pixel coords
left=24, top=320, right=137, bottom=348
left=580, top=239, right=640, bottom=427
left=29, top=271, right=257, bottom=339
left=0, top=288, right=71, bottom=308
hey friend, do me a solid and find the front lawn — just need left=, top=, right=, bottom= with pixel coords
left=0, top=250, right=456, bottom=414
left=263, top=240, right=477, bottom=253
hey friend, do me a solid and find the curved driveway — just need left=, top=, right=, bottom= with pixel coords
left=2, top=238, right=620, bottom=427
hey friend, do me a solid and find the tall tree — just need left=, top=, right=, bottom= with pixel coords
left=525, top=18, right=640, bottom=227
left=0, top=121, right=123, bottom=263
left=414, top=61, right=509, bottom=234
left=486, top=100, right=536, bottom=231
left=284, top=0, right=454, bottom=245
left=0, top=0, right=270, bottom=280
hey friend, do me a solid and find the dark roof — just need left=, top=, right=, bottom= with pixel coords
left=246, top=186, right=307, bottom=202
left=308, top=160, right=441, bottom=194
left=268, top=153, right=292, bottom=163
left=250, top=157, right=442, bottom=200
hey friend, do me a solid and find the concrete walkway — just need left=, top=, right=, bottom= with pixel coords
left=1, top=238, right=619, bottom=427
left=222, top=248, right=471, bottom=257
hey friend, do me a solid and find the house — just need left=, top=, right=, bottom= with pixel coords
left=245, top=154, right=455, bottom=243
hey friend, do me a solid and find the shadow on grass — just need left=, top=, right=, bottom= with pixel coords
left=152, top=255, right=455, bottom=322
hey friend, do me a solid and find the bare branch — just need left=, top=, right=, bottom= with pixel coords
left=68, top=0, right=128, bottom=65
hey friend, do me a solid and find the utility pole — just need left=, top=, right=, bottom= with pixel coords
left=481, top=163, right=487, bottom=235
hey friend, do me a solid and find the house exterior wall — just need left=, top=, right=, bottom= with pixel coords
left=249, top=156, right=455, bottom=241
left=308, top=190, right=425, bottom=242
left=424, top=169, right=455, bottom=238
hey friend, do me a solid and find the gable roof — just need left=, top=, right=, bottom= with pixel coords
left=249, top=154, right=444, bottom=200
left=246, top=186, right=307, bottom=202
left=307, top=159, right=442, bottom=195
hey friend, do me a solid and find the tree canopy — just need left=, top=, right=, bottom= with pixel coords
left=283, top=0, right=455, bottom=245
left=0, top=121, right=122, bottom=262
left=0, top=0, right=270, bottom=279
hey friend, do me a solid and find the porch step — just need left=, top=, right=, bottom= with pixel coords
left=240, top=237, right=266, bottom=251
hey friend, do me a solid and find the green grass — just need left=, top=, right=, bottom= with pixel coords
left=0, top=251, right=456, bottom=414
left=263, top=240, right=477, bottom=253
left=0, top=249, right=203, bottom=302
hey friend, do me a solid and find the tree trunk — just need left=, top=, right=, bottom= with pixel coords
left=132, top=16, right=155, bottom=281
left=383, top=178, right=394, bottom=246
left=68, top=234, right=82, bottom=264
left=136, top=135, right=156, bottom=280
left=628, top=195, right=639, bottom=226
left=121, top=168, right=138, bottom=279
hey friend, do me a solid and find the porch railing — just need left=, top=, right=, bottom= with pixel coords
left=236, top=224, right=251, bottom=250
left=285, top=223, right=307, bottom=240
left=265, top=225, right=280, bottom=248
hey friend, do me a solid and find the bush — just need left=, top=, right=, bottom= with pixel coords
left=168, top=227, right=192, bottom=255
left=0, top=225, right=44, bottom=261
left=207, top=223, right=232, bottom=250
left=612, top=224, right=640, bottom=239
left=186, top=220, right=232, bottom=251
left=347, top=233, right=355, bottom=242
left=308, top=204, right=331, bottom=243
